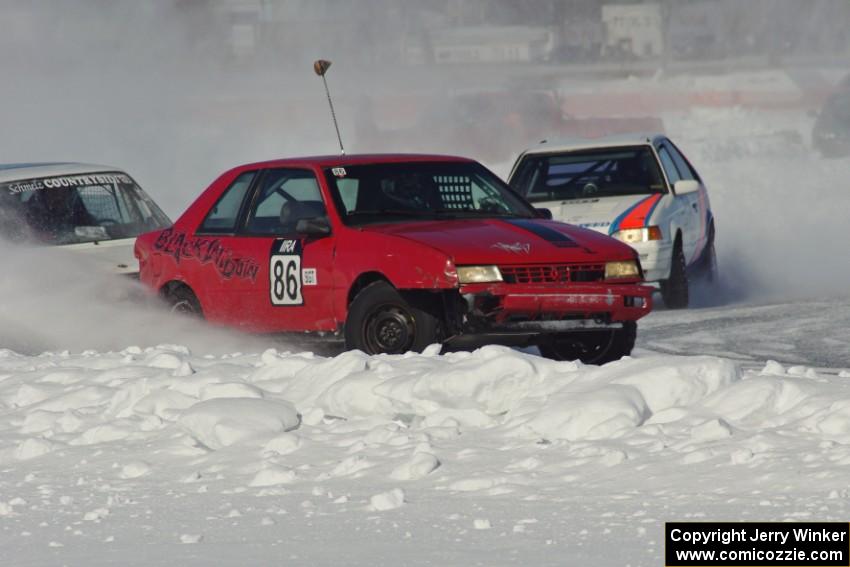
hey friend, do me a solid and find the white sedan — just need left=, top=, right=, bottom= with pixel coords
left=0, top=163, right=171, bottom=275
left=508, top=133, right=716, bottom=308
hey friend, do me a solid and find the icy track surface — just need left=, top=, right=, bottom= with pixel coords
left=2, top=345, right=850, bottom=566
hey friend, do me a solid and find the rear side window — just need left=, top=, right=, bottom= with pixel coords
left=199, top=171, right=256, bottom=233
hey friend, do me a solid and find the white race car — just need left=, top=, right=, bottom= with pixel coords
left=508, top=134, right=716, bottom=308
left=0, top=163, right=171, bottom=275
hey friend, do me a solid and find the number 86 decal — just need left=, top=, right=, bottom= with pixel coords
left=270, top=239, right=303, bottom=306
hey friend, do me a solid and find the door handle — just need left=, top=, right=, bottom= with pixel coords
left=691, top=203, right=698, bottom=210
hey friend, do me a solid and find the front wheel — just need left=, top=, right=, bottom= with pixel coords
left=695, top=224, right=718, bottom=283
left=660, top=241, right=689, bottom=309
left=344, top=281, right=441, bottom=355
left=538, top=322, right=636, bottom=365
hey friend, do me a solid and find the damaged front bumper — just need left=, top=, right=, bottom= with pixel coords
left=442, top=281, right=653, bottom=348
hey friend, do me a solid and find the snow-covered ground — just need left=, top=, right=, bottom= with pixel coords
left=2, top=80, right=850, bottom=565
left=2, top=341, right=850, bottom=566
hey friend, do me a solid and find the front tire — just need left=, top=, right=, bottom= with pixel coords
left=345, top=281, right=440, bottom=355
left=538, top=322, right=636, bottom=365
left=695, top=224, right=718, bottom=283
left=660, top=240, right=689, bottom=309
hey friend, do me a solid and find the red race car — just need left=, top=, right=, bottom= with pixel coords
left=135, top=154, right=652, bottom=363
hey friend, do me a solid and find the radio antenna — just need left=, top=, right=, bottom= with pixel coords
left=313, top=59, right=345, bottom=155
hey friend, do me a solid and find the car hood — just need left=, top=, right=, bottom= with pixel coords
left=60, top=238, right=138, bottom=275
left=535, top=194, right=664, bottom=235
left=361, top=218, right=635, bottom=265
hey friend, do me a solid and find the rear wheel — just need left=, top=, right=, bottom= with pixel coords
left=538, top=322, right=636, bottom=365
left=345, top=281, right=441, bottom=355
left=165, top=285, right=203, bottom=318
left=660, top=239, right=689, bottom=309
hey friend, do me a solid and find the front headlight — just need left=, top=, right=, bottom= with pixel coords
left=614, top=226, right=663, bottom=244
left=605, top=260, right=640, bottom=280
left=457, top=265, right=503, bottom=284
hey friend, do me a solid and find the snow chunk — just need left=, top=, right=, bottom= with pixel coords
left=330, top=455, right=373, bottom=477
left=390, top=452, right=440, bottom=481
left=172, top=361, right=195, bottom=377
left=118, top=461, right=151, bottom=479
left=147, top=353, right=185, bottom=370
left=14, top=384, right=54, bottom=407
left=83, top=508, right=110, bottom=521
left=813, top=402, right=850, bottom=436
left=691, top=419, right=733, bottom=442
left=15, top=438, right=54, bottom=460
left=178, top=398, right=300, bottom=450
left=262, top=433, right=302, bottom=456
left=249, top=466, right=297, bottom=487
left=611, top=356, right=740, bottom=413
left=301, top=407, right=325, bottom=426
left=200, top=382, right=265, bottom=401
left=730, top=448, right=754, bottom=464
left=132, top=390, right=197, bottom=420
left=20, top=410, right=63, bottom=434
left=513, top=356, right=739, bottom=441
left=518, top=385, right=648, bottom=441
left=760, top=360, right=785, bottom=376
left=703, top=376, right=809, bottom=424
left=369, top=488, right=405, bottom=511
left=180, top=533, right=203, bottom=544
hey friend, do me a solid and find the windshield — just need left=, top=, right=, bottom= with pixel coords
left=324, top=161, right=535, bottom=225
left=0, top=171, right=171, bottom=245
left=510, top=146, right=667, bottom=203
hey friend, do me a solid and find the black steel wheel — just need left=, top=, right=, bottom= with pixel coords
left=345, top=281, right=440, bottom=355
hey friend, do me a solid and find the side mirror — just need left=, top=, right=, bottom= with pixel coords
left=534, top=207, right=553, bottom=220
left=295, top=217, right=331, bottom=236
left=673, top=179, right=700, bottom=195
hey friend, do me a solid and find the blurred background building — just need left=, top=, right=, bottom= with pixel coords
left=173, top=0, right=850, bottom=68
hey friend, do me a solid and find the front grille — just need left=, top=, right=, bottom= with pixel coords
left=500, top=263, right=605, bottom=285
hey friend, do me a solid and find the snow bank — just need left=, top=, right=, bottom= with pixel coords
left=3, top=345, right=849, bottom=473
left=3, top=344, right=850, bottom=563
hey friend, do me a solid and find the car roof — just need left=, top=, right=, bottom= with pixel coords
left=520, top=132, right=667, bottom=155
left=0, top=162, right=126, bottom=184
left=237, top=153, right=475, bottom=170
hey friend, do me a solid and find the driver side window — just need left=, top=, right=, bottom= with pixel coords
left=245, top=168, right=325, bottom=235
left=666, top=142, right=699, bottom=182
